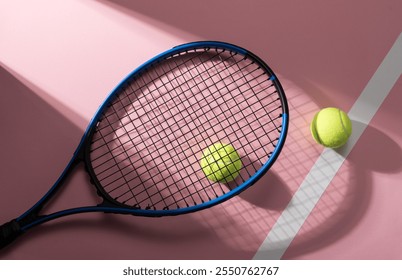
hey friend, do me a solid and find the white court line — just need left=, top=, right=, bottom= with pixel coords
left=253, top=32, right=402, bottom=260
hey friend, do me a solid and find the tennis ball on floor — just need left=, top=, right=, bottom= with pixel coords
left=310, top=107, right=352, bottom=148
left=200, top=142, right=242, bottom=183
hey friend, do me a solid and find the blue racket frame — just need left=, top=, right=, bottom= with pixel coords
left=16, top=41, right=289, bottom=231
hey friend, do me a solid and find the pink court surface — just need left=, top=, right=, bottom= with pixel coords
left=1, top=1, right=401, bottom=260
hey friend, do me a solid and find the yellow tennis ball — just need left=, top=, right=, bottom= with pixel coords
left=200, top=143, right=242, bottom=183
left=310, top=107, right=352, bottom=148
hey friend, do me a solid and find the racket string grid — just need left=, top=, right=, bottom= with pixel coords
left=88, top=46, right=285, bottom=212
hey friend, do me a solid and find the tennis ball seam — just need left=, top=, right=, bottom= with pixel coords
left=338, top=108, right=352, bottom=138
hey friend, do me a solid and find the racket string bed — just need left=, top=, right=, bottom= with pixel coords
left=89, top=47, right=285, bottom=211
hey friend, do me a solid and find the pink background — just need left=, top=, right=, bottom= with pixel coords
left=1, top=0, right=402, bottom=259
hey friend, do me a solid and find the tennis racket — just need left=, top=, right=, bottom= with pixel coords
left=0, top=41, right=289, bottom=249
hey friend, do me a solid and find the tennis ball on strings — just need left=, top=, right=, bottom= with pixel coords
left=310, top=107, right=352, bottom=148
left=200, top=143, right=242, bottom=183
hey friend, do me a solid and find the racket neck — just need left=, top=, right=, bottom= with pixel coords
left=16, top=153, right=82, bottom=226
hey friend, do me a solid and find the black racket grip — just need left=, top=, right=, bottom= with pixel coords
left=0, top=219, right=22, bottom=249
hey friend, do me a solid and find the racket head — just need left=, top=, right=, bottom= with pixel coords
left=83, top=41, right=289, bottom=216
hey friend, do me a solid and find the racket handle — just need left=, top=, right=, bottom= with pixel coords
left=0, top=219, right=22, bottom=250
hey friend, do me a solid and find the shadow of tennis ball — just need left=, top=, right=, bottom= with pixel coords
left=232, top=156, right=292, bottom=212
left=338, top=121, right=402, bottom=173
